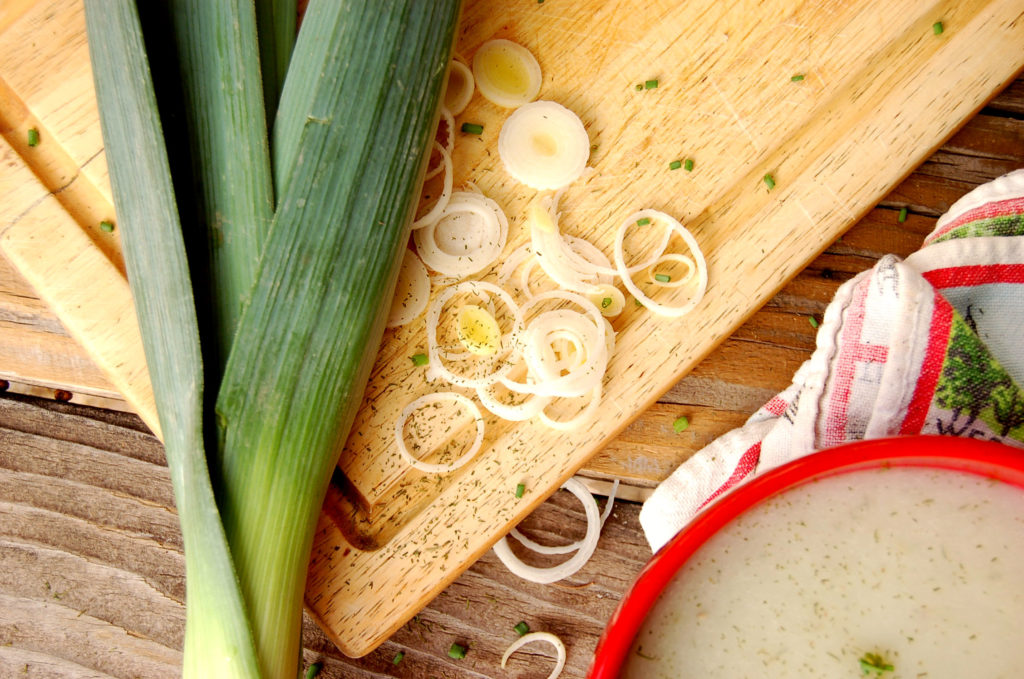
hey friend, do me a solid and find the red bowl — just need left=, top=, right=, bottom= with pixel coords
left=587, top=435, right=1024, bottom=679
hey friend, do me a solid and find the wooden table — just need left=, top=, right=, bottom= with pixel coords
left=2, top=69, right=1023, bottom=679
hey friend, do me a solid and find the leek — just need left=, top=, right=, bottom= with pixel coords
left=83, top=2, right=261, bottom=676
left=88, top=0, right=462, bottom=676
left=214, top=4, right=461, bottom=675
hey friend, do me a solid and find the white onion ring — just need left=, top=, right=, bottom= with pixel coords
left=472, top=39, right=542, bottom=109
left=506, top=290, right=609, bottom=398
left=386, top=249, right=430, bottom=328
left=394, top=392, right=485, bottom=474
left=425, top=281, right=522, bottom=389
left=444, top=60, right=474, bottom=116
left=476, top=379, right=551, bottom=421
left=499, top=100, right=590, bottom=190
left=414, top=191, right=509, bottom=277
left=424, top=108, right=456, bottom=181
left=614, top=209, right=708, bottom=317
left=509, top=479, right=618, bottom=554
left=412, top=142, right=452, bottom=229
left=537, top=384, right=602, bottom=431
left=501, top=632, right=567, bottom=679
left=648, top=252, right=697, bottom=288
left=493, top=477, right=601, bottom=583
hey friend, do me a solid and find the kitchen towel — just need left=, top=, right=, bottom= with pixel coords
left=640, top=168, right=1024, bottom=552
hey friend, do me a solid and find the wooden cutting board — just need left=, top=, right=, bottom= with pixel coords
left=2, top=0, right=1023, bottom=659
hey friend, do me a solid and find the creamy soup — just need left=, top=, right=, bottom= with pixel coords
left=623, top=467, right=1024, bottom=678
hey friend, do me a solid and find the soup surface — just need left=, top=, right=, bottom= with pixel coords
left=624, top=466, right=1024, bottom=678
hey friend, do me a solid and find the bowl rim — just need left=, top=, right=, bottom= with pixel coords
left=587, top=435, right=1024, bottom=679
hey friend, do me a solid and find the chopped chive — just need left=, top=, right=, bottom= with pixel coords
left=634, top=297, right=643, bottom=307
left=644, top=79, right=659, bottom=90
left=448, top=642, right=467, bottom=659
left=672, top=415, right=689, bottom=433
left=27, top=128, right=40, bottom=147
left=601, top=297, right=612, bottom=309
left=100, top=220, right=115, bottom=233
left=393, top=651, right=405, bottom=665
left=410, top=353, right=429, bottom=367
left=763, top=173, right=776, bottom=190
left=683, top=158, right=694, bottom=172
left=304, top=662, right=322, bottom=679
left=636, top=216, right=651, bottom=226
left=790, top=73, right=805, bottom=82
left=858, top=652, right=894, bottom=675
left=515, top=482, right=525, bottom=498
left=460, top=122, right=484, bottom=135
left=809, top=316, right=820, bottom=329
left=932, top=21, right=944, bottom=35
left=897, top=206, right=908, bottom=223
left=514, top=621, right=530, bottom=636
left=654, top=273, right=671, bottom=283
left=669, top=159, right=682, bottom=171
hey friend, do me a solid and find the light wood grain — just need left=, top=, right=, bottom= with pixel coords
left=1, top=0, right=1023, bottom=661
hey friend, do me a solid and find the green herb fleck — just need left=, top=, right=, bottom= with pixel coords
left=634, top=297, right=643, bottom=307
left=99, top=220, right=115, bottom=233
left=636, top=216, right=651, bottom=226
left=808, top=316, right=820, bottom=329
left=672, top=415, right=689, bottom=433
left=791, top=73, right=805, bottom=82
left=515, top=482, right=525, bottom=498
left=933, top=21, right=944, bottom=35
left=460, top=122, right=484, bottom=135
left=27, top=128, right=40, bottom=147
left=393, top=651, right=405, bottom=665
left=683, top=158, right=694, bottom=172
left=644, top=79, right=659, bottom=90
left=634, top=83, right=643, bottom=91
left=304, top=662, right=322, bottom=679
left=763, top=173, right=776, bottom=190
left=859, top=652, right=894, bottom=675
left=410, top=353, right=429, bottom=367
left=514, top=621, right=530, bottom=636
left=898, top=206, right=908, bottom=223
left=601, top=297, right=612, bottom=309
left=448, top=642, right=467, bottom=659
left=654, top=273, right=671, bottom=283
left=669, top=159, right=682, bottom=171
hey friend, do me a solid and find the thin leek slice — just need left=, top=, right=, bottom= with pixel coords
left=509, top=479, right=618, bottom=554
left=537, top=385, right=602, bottom=431
left=648, top=252, right=696, bottom=288
left=424, top=108, right=455, bottom=181
left=414, top=190, right=508, bottom=276
left=614, top=209, right=708, bottom=317
left=425, top=281, right=522, bottom=389
left=386, top=249, right=430, bottom=328
left=395, top=392, right=485, bottom=474
left=472, top=39, right=542, bottom=109
left=499, top=100, right=589, bottom=191
left=492, top=477, right=601, bottom=583
left=412, top=142, right=453, bottom=229
left=501, top=632, right=567, bottom=679
left=444, top=59, right=474, bottom=116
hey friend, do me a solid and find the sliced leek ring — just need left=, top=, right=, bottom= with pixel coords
left=472, top=39, right=542, bottom=109
left=499, top=100, right=590, bottom=191
left=444, top=58, right=474, bottom=116
left=386, top=249, right=430, bottom=328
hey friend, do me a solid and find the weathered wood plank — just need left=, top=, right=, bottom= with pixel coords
left=0, top=392, right=650, bottom=678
